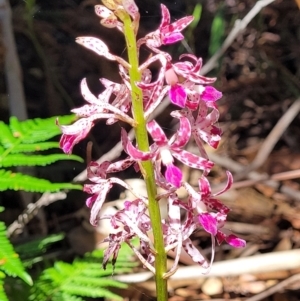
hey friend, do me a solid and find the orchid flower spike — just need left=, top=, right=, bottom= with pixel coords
left=59, top=0, right=246, bottom=277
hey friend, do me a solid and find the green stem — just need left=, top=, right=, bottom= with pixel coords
left=122, top=13, right=168, bottom=301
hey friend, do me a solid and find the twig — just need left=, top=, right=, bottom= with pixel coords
left=7, top=192, right=67, bottom=237
left=245, top=273, right=300, bottom=301
left=234, top=99, right=300, bottom=181
left=114, top=249, right=300, bottom=283
left=200, top=0, right=276, bottom=75
left=229, top=169, right=300, bottom=190
left=209, top=152, right=300, bottom=200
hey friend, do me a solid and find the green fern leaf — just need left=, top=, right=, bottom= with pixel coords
left=0, top=122, right=17, bottom=149
left=15, top=233, right=65, bottom=259
left=0, top=115, right=75, bottom=149
left=0, top=222, right=32, bottom=285
left=52, top=292, right=84, bottom=301
left=11, top=142, right=60, bottom=153
left=9, top=115, right=76, bottom=144
left=62, top=284, right=123, bottom=300
left=0, top=153, right=83, bottom=167
left=30, top=254, right=131, bottom=301
left=70, top=275, right=127, bottom=288
left=0, top=271, right=9, bottom=301
left=0, top=115, right=82, bottom=170
left=0, top=170, right=82, bottom=192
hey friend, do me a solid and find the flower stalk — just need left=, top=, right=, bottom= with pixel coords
left=122, top=11, right=168, bottom=299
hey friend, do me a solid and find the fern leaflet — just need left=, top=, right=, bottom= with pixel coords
left=29, top=244, right=138, bottom=301
left=0, top=153, right=83, bottom=167
left=0, top=170, right=82, bottom=192
left=0, top=272, right=9, bottom=301
left=0, top=115, right=82, bottom=167
left=0, top=221, right=32, bottom=287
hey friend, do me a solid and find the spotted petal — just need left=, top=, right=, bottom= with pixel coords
left=76, top=37, right=116, bottom=61
left=169, top=84, right=187, bottom=108
left=122, top=0, right=139, bottom=19
left=147, top=120, right=168, bottom=145
left=121, top=128, right=153, bottom=160
left=172, top=150, right=214, bottom=172
left=159, top=4, right=170, bottom=28
left=201, top=86, right=222, bottom=102
left=225, top=234, right=246, bottom=248
left=84, top=181, right=112, bottom=226
left=199, top=213, right=217, bottom=236
left=170, top=111, right=191, bottom=148
left=165, top=164, right=182, bottom=188
left=59, top=118, right=94, bottom=154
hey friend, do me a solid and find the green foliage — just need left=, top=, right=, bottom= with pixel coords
left=29, top=244, right=137, bottom=301
left=184, top=3, right=202, bottom=52
left=0, top=219, right=32, bottom=301
left=190, top=3, right=202, bottom=30
left=0, top=221, right=32, bottom=286
left=0, top=271, right=9, bottom=301
left=14, top=233, right=65, bottom=267
left=209, top=8, right=225, bottom=56
left=0, top=170, right=82, bottom=192
left=0, top=115, right=83, bottom=193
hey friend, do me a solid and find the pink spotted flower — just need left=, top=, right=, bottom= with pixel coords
left=165, top=54, right=222, bottom=109
left=139, top=4, right=193, bottom=50
left=122, top=115, right=214, bottom=188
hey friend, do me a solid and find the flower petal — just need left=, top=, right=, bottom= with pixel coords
left=199, top=213, right=217, bottom=235
left=159, top=4, right=170, bottom=29
left=162, top=32, right=184, bottom=45
left=170, top=111, right=191, bottom=148
left=165, top=164, right=182, bottom=188
left=201, top=86, right=222, bottom=102
left=147, top=120, right=168, bottom=145
left=122, top=0, right=139, bottom=19
left=162, top=15, right=193, bottom=35
left=76, top=37, right=116, bottom=61
left=121, top=128, right=153, bottom=160
left=59, top=118, right=93, bottom=154
left=182, top=238, right=209, bottom=268
left=225, top=234, right=246, bottom=248
left=95, top=5, right=114, bottom=18
left=85, top=181, right=112, bottom=226
left=172, top=149, right=214, bottom=171
left=169, top=84, right=187, bottom=108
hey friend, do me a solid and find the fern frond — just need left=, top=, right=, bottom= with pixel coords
left=15, top=233, right=65, bottom=260
left=11, top=142, right=60, bottom=153
left=61, top=284, right=124, bottom=300
left=0, top=222, right=32, bottom=285
left=0, top=271, right=9, bottom=301
left=52, top=292, right=84, bottom=301
left=9, top=115, right=76, bottom=144
left=0, top=170, right=82, bottom=192
left=0, top=153, right=83, bottom=167
left=0, top=115, right=83, bottom=169
left=29, top=245, right=136, bottom=301
left=0, top=116, right=75, bottom=149
left=70, top=275, right=127, bottom=288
